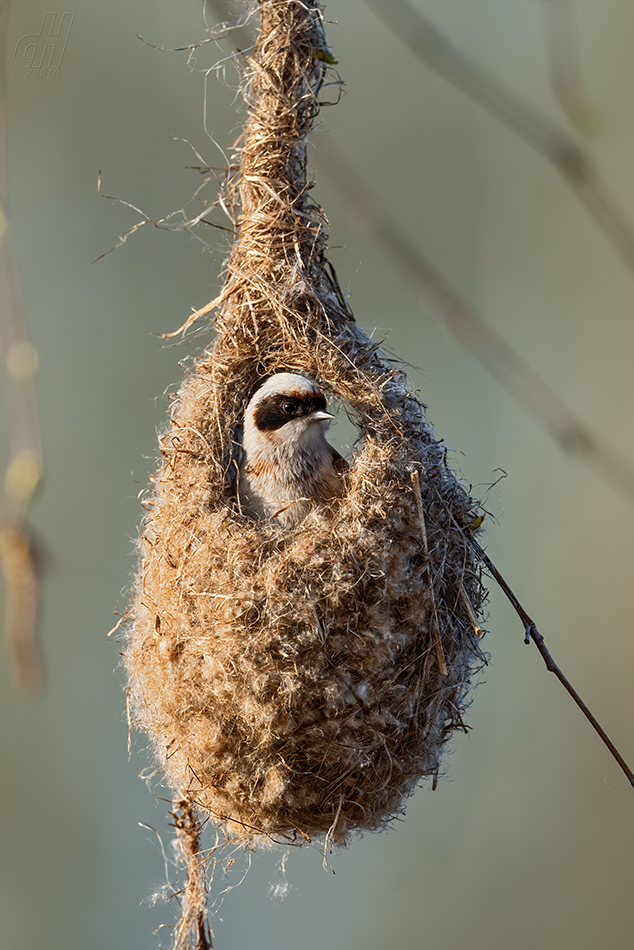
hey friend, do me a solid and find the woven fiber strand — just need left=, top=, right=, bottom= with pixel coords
left=125, top=0, right=486, bottom=847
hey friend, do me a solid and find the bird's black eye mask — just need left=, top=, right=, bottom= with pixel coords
left=253, top=393, right=328, bottom=431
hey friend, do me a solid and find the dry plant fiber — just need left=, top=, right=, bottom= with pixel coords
left=125, top=0, right=486, bottom=853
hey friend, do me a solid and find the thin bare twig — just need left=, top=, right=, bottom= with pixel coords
left=470, top=536, right=634, bottom=790
left=363, top=0, right=634, bottom=279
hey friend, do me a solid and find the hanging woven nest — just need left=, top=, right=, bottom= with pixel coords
left=125, top=0, right=486, bottom=850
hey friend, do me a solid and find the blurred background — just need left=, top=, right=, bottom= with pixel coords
left=1, top=1, right=634, bottom=948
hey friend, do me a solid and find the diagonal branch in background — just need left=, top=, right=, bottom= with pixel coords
left=363, top=0, right=634, bottom=281
left=0, top=0, right=43, bottom=689
left=317, top=141, right=634, bottom=504
left=470, top=536, right=634, bottom=790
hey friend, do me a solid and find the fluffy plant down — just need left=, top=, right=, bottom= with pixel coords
left=125, top=0, right=487, bottom=855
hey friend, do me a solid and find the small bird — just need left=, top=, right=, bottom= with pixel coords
left=237, top=373, right=346, bottom=526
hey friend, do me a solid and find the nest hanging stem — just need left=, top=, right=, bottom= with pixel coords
left=204, top=0, right=355, bottom=363
left=227, top=0, right=329, bottom=292
left=172, top=0, right=338, bottom=340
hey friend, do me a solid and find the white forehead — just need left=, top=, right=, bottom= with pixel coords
left=250, top=373, right=321, bottom=404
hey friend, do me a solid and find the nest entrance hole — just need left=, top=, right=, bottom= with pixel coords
left=324, top=394, right=361, bottom=458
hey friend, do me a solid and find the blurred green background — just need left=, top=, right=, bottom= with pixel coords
left=2, top=1, right=634, bottom=948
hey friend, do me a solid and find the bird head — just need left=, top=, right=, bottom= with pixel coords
left=243, top=373, right=335, bottom=455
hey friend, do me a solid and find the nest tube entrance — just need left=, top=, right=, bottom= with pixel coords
left=124, top=0, right=487, bottom=943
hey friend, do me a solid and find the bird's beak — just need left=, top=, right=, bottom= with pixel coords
left=310, top=410, right=335, bottom=422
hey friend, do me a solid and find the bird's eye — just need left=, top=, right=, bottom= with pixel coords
left=282, top=401, right=295, bottom=415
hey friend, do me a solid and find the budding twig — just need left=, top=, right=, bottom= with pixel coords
left=0, top=0, right=44, bottom=690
